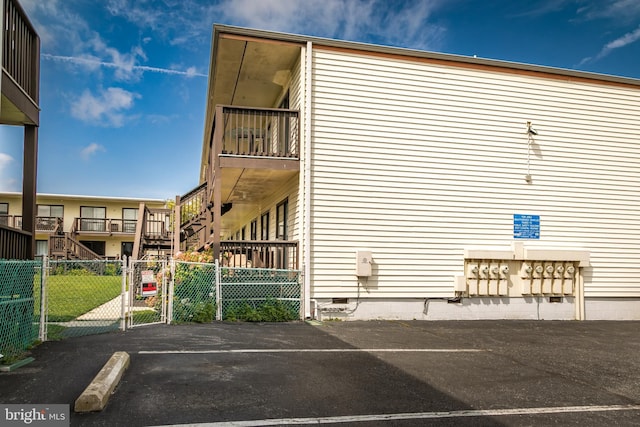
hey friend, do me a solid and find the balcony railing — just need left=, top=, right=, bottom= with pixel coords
left=179, top=182, right=207, bottom=227
left=221, top=240, right=299, bottom=270
left=36, top=216, right=63, bottom=233
left=144, top=209, right=172, bottom=238
left=0, top=223, right=31, bottom=259
left=217, top=106, right=299, bottom=158
left=0, top=215, right=63, bottom=233
left=2, top=0, right=39, bottom=103
left=73, top=218, right=138, bottom=234
left=0, top=214, right=20, bottom=229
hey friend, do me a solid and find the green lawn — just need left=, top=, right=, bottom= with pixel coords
left=41, top=276, right=122, bottom=322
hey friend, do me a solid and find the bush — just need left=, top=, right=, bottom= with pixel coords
left=171, top=262, right=216, bottom=323
left=173, top=299, right=215, bottom=323
left=223, top=298, right=298, bottom=322
left=50, top=265, right=96, bottom=276
left=104, top=263, right=119, bottom=276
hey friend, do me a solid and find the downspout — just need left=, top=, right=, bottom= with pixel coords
left=576, top=270, right=585, bottom=320
left=303, top=41, right=313, bottom=318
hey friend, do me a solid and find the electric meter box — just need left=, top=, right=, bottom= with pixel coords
left=355, top=250, right=373, bottom=277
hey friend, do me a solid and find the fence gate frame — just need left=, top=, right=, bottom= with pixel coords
left=127, top=258, right=168, bottom=328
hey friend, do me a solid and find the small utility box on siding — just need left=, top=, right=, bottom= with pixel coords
left=356, top=251, right=373, bottom=277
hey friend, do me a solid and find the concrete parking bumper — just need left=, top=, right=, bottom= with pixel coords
left=74, top=351, right=130, bottom=413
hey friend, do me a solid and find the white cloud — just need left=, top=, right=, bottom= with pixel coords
left=71, top=87, right=140, bottom=127
left=577, top=0, right=640, bottom=22
left=42, top=54, right=207, bottom=78
left=580, top=25, right=640, bottom=65
left=20, top=0, right=92, bottom=54
left=0, top=153, right=19, bottom=192
left=0, top=178, right=18, bottom=192
left=0, top=153, right=13, bottom=168
left=216, top=0, right=445, bottom=50
left=24, top=0, right=204, bottom=82
left=81, top=143, right=106, bottom=160
left=105, top=0, right=445, bottom=51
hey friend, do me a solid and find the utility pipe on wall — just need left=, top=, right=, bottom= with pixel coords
left=303, top=41, right=313, bottom=319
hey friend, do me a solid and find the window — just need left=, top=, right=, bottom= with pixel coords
left=35, top=240, right=48, bottom=257
left=260, top=211, right=270, bottom=240
left=0, top=202, right=8, bottom=226
left=121, top=242, right=134, bottom=258
left=80, top=206, right=106, bottom=232
left=276, top=198, right=288, bottom=240
left=122, top=208, right=138, bottom=233
left=37, top=204, right=63, bottom=218
left=37, top=205, right=64, bottom=231
left=250, top=219, right=257, bottom=240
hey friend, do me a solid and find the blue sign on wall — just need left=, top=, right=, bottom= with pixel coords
left=513, top=214, right=540, bottom=239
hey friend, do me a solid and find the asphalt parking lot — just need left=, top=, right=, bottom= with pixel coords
left=1, top=320, right=640, bottom=426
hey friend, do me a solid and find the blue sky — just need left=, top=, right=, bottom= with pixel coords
left=1, top=0, right=639, bottom=199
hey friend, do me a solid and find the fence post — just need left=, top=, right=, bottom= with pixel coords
left=215, top=259, right=221, bottom=321
left=120, top=256, right=127, bottom=331
left=167, top=258, right=175, bottom=324
left=39, top=255, right=49, bottom=342
left=299, top=268, right=304, bottom=321
left=160, top=259, right=168, bottom=323
left=127, top=258, right=133, bottom=329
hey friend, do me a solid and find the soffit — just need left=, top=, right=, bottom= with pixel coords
left=211, top=36, right=301, bottom=108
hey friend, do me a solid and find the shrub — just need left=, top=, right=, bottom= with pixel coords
left=171, top=262, right=216, bottom=323
left=223, top=298, right=297, bottom=322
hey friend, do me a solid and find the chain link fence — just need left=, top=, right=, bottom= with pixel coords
left=220, top=267, right=301, bottom=321
left=0, top=260, right=41, bottom=364
left=171, top=261, right=217, bottom=323
left=1, top=257, right=303, bottom=363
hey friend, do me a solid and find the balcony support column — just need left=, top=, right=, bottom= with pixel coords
left=21, top=125, right=38, bottom=258
left=212, top=105, right=223, bottom=261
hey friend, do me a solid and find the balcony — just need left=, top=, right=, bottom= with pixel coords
left=1, top=0, right=40, bottom=126
left=207, top=105, right=299, bottom=176
left=206, top=106, right=300, bottom=250
left=1, top=0, right=40, bottom=259
left=72, top=218, right=138, bottom=235
left=0, top=223, right=30, bottom=259
left=0, top=215, right=63, bottom=233
left=178, top=105, right=301, bottom=259
left=221, top=240, right=299, bottom=270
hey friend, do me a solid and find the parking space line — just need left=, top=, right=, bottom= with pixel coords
left=151, top=404, right=640, bottom=426
left=138, top=348, right=486, bottom=354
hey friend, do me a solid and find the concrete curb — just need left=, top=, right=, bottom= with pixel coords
left=74, top=351, right=130, bottom=413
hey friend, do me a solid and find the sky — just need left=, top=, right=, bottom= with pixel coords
left=1, top=0, right=639, bottom=199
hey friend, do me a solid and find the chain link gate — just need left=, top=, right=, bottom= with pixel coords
left=170, top=260, right=217, bottom=323
left=45, top=258, right=126, bottom=340
left=128, top=259, right=168, bottom=327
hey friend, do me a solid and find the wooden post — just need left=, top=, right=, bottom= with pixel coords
left=212, top=106, right=223, bottom=262
left=173, top=195, right=181, bottom=255
left=22, top=125, right=38, bottom=259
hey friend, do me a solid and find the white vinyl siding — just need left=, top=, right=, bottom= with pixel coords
left=289, top=56, right=302, bottom=111
left=260, top=176, right=300, bottom=242
left=310, top=47, right=640, bottom=298
left=225, top=175, right=299, bottom=243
